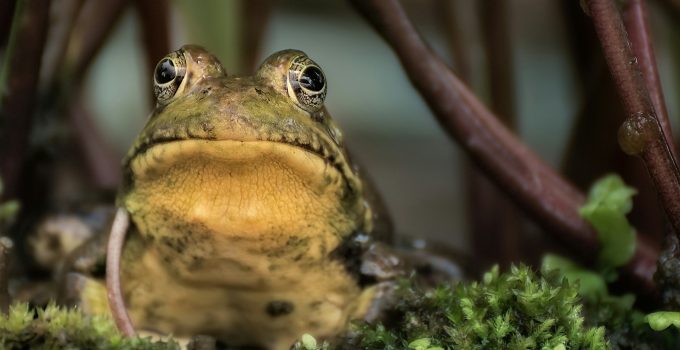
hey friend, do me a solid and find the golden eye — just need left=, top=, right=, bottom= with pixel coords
left=153, top=49, right=186, bottom=104
left=287, top=55, right=327, bottom=112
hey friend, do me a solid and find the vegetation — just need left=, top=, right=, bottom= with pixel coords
left=4, top=0, right=680, bottom=348
left=351, top=266, right=607, bottom=350
left=292, top=266, right=608, bottom=350
left=0, top=302, right=178, bottom=350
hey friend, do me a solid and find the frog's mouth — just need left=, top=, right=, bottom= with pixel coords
left=125, top=134, right=360, bottom=194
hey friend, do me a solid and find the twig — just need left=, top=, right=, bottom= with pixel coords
left=471, top=0, right=522, bottom=267
left=134, top=0, right=170, bottom=104
left=623, top=0, right=676, bottom=161
left=348, top=0, right=658, bottom=295
left=0, top=237, right=12, bottom=314
left=586, top=0, right=680, bottom=237
left=0, top=1, right=16, bottom=47
left=0, top=0, right=50, bottom=200
left=436, top=0, right=472, bottom=84
left=40, top=0, right=85, bottom=93
left=64, top=0, right=130, bottom=87
left=106, top=208, right=135, bottom=337
left=56, top=0, right=129, bottom=189
left=240, top=0, right=272, bottom=72
left=69, top=91, right=121, bottom=189
left=0, top=0, right=25, bottom=103
left=559, top=2, right=665, bottom=242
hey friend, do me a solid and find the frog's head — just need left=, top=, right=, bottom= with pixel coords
left=121, top=45, right=371, bottom=239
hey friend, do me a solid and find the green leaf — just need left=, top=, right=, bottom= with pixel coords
left=408, top=338, right=431, bottom=349
left=301, top=334, right=317, bottom=349
left=644, top=311, right=680, bottom=331
left=579, top=174, right=637, bottom=269
left=541, top=254, right=608, bottom=301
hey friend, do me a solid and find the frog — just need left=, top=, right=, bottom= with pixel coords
left=84, top=45, right=395, bottom=349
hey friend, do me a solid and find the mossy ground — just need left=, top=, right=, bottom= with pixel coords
left=0, top=302, right=178, bottom=349
left=3, top=265, right=678, bottom=349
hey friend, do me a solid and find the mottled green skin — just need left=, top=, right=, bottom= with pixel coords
left=115, top=46, right=380, bottom=349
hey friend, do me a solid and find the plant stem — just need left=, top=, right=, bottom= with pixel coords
left=586, top=0, right=680, bottom=238
left=0, top=0, right=50, bottom=200
left=560, top=0, right=666, bottom=244
left=240, top=0, right=272, bottom=72
left=106, top=208, right=135, bottom=336
left=469, top=0, right=522, bottom=268
left=134, top=0, right=170, bottom=104
left=63, top=0, right=130, bottom=88
left=0, top=237, right=11, bottom=314
left=348, top=0, right=658, bottom=295
left=623, top=0, right=675, bottom=160
left=0, top=0, right=26, bottom=105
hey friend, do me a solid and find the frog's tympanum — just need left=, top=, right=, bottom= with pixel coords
left=109, top=45, right=387, bottom=349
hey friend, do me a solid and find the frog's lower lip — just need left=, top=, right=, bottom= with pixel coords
left=131, top=136, right=337, bottom=171
left=128, top=138, right=357, bottom=192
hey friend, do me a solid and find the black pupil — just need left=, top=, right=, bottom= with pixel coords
left=299, top=67, right=324, bottom=92
left=155, top=59, right=176, bottom=84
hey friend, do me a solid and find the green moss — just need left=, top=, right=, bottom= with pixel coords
left=351, top=265, right=608, bottom=350
left=0, top=302, right=179, bottom=349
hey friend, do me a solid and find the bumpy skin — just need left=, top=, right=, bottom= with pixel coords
left=117, top=46, right=380, bottom=349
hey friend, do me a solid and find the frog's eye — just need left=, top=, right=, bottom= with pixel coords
left=153, top=50, right=186, bottom=104
left=287, top=55, right=327, bottom=112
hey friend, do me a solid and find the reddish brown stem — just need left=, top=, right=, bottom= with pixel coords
left=69, top=91, right=121, bottom=189
left=41, top=0, right=85, bottom=93
left=0, top=1, right=16, bottom=48
left=586, top=0, right=680, bottom=237
left=58, top=0, right=129, bottom=188
left=134, top=0, right=170, bottom=104
left=467, top=0, right=522, bottom=268
left=436, top=0, right=472, bottom=83
left=623, top=0, right=676, bottom=161
left=348, top=0, right=658, bottom=295
left=106, top=208, right=135, bottom=336
left=560, top=1, right=665, bottom=245
left=0, top=238, right=11, bottom=314
left=240, top=0, right=272, bottom=72
left=66, top=0, right=130, bottom=86
left=0, top=0, right=50, bottom=200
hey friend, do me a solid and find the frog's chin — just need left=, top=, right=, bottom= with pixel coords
left=129, top=139, right=353, bottom=195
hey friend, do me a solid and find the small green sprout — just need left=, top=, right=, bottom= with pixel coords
left=579, top=174, right=637, bottom=270
left=644, top=311, right=680, bottom=331
left=292, top=333, right=330, bottom=350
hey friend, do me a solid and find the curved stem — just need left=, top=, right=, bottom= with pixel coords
left=0, top=237, right=12, bottom=314
left=106, top=208, right=135, bottom=337
left=586, top=0, right=680, bottom=238
left=624, top=0, right=675, bottom=160
left=0, top=0, right=50, bottom=200
left=348, top=0, right=658, bottom=295
left=0, top=0, right=26, bottom=104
